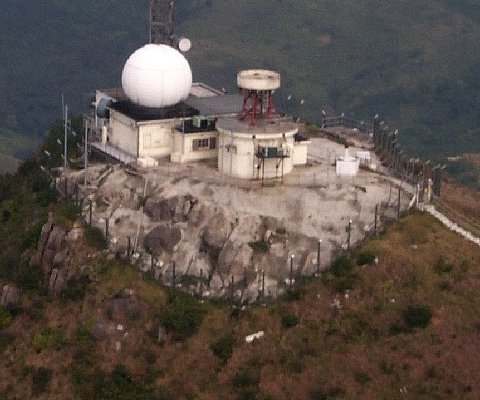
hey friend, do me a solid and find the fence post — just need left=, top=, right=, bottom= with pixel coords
left=397, top=188, right=401, bottom=219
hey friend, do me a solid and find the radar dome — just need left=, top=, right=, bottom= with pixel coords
left=121, top=44, right=192, bottom=108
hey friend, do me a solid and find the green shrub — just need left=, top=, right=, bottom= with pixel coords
left=33, top=327, right=54, bottom=352
left=248, top=240, right=269, bottom=253
left=285, top=358, right=305, bottom=374
left=17, top=263, right=43, bottom=292
left=356, top=250, right=376, bottom=266
left=0, top=309, right=12, bottom=329
left=56, top=201, right=80, bottom=229
left=210, top=333, right=234, bottom=364
left=435, top=257, right=454, bottom=274
left=32, top=367, right=52, bottom=394
left=333, top=275, right=356, bottom=292
left=354, top=371, right=371, bottom=384
left=61, top=275, right=90, bottom=301
left=281, top=313, right=300, bottom=329
left=21, top=217, right=47, bottom=250
left=159, top=292, right=206, bottom=340
left=232, top=365, right=261, bottom=389
left=310, top=386, right=344, bottom=399
left=330, top=255, right=353, bottom=277
left=404, top=304, right=432, bottom=329
left=0, top=333, right=14, bottom=351
left=282, top=287, right=305, bottom=302
left=84, top=226, right=107, bottom=249
left=75, top=324, right=94, bottom=344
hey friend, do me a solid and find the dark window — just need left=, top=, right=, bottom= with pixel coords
left=192, top=138, right=213, bottom=151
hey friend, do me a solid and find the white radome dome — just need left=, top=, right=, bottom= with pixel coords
left=121, top=44, right=192, bottom=108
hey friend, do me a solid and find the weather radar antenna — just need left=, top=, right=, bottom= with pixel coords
left=149, top=0, right=191, bottom=52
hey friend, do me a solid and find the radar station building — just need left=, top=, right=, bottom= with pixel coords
left=92, top=43, right=309, bottom=179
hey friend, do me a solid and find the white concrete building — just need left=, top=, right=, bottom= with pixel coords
left=91, top=45, right=309, bottom=180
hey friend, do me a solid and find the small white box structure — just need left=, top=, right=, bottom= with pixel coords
left=356, top=151, right=371, bottom=168
left=336, top=146, right=360, bottom=176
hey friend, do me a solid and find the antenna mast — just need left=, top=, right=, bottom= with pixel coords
left=149, top=0, right=175, bottom=45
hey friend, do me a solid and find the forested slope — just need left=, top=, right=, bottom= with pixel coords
left=1, top=0, right=480, bottom=162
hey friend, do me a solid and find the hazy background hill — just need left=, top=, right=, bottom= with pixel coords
left=0, top=0, right=479, bottom=176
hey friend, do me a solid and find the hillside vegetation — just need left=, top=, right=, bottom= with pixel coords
left=1, top=0, right=480, bottom=167
left=1, top=123, right=480, bottom=399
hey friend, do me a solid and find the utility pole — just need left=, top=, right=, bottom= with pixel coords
left=347, top=219, right=352, bottom=250
left=317, top=239, right=322, bottom=275
left=64, top=104, right=68, bottom=168
left=84, top=116, right=88, bottom=186
left=397, top=187, right=401, bottom=219
left=289, top=255, right=294, bottom=290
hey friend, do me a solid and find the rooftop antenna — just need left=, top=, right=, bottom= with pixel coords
left=149, top=0, right=191, bottom=51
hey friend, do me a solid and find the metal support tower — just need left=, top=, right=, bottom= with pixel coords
left=149, top=0, right=175, bottom=45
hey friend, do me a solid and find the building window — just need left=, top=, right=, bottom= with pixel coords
left=192, top=138, right=216, bottom=151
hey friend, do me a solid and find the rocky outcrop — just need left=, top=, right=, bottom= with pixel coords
left=145, top=195, right=197, bottom=223
left=144, top=225, right=182, bottom=254
left=202, top=213, right=233, bottom=253
left=33, top=212, right=68, bottom=278
left=1, top=284, right=20, bottom=308
left=48, top=268, right=68, bottom=295
left=217, top=241, right=253, bottom=280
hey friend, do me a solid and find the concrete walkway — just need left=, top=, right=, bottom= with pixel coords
left=423, top=204, right=480, bottom=247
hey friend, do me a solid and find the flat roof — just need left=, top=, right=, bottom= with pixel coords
left=185, top=94, right=243, bottom=117
left=189, top=82, right=223, bottom=97
left=109, top=101, right=199, bottom=122
left=217, top=116, right=298, bottom=135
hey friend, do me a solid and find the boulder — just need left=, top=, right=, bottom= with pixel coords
left=1, top=285, right=20, bottom=308
left=202, top=213, right=232, bottom=252
left=144, top=198, right=176, bottom=222
left=34, top=214, right=68, bottom=278
left=188, top=203, right=215, bottom=228
left=53, top=248, right=71, bottom=269
left=48, top=268, right=68, bottom=296
left=144, top=225, right=182, bottom=254
left=218, top=241, right=253, bottom=279
left=92, top=318, right=117, bottom=340
left=157, top=325, right=167, bottom=344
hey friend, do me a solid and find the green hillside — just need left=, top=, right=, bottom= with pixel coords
left=1, top=0, right=480, bottom=161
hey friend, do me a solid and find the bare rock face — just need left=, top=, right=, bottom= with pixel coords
left=202, top=213, right=232, bottom=253
left=188, top=202, right=215, bottom=228
left=144, top=198, right=176, bottom=222
left=48, top=268, right=68, bottom=296
left=1, top=284, right=20, bottom=308
left=145, top=195, right=197, bottom=223
left=33, top=212, right=68, bottom=277
left=144, top=225, right=182, bottom=254
left=217, top=241, right=253, bottom=280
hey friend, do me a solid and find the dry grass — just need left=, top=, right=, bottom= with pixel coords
left=439, top=177, right=480, bottom=235
left=1, top=212, right=480, bottom=399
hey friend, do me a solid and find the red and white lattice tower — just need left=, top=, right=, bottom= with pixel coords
left=237, top=70, right=281, bottom=126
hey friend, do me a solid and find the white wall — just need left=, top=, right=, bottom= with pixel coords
left=293, top=141, right=309, bottom=165
left=138, top=121, right=175, bottom=158
left=171, top=131, right=218, bottom=163
left=218, top=132, right=295, bottom=179
left=110, top=110, right=138, bottom=157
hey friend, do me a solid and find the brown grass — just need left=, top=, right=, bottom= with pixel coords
left=1, top=212, right=480, bottom=399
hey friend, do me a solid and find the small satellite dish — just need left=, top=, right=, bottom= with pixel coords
left=178, top=37, right=192, bottom=52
